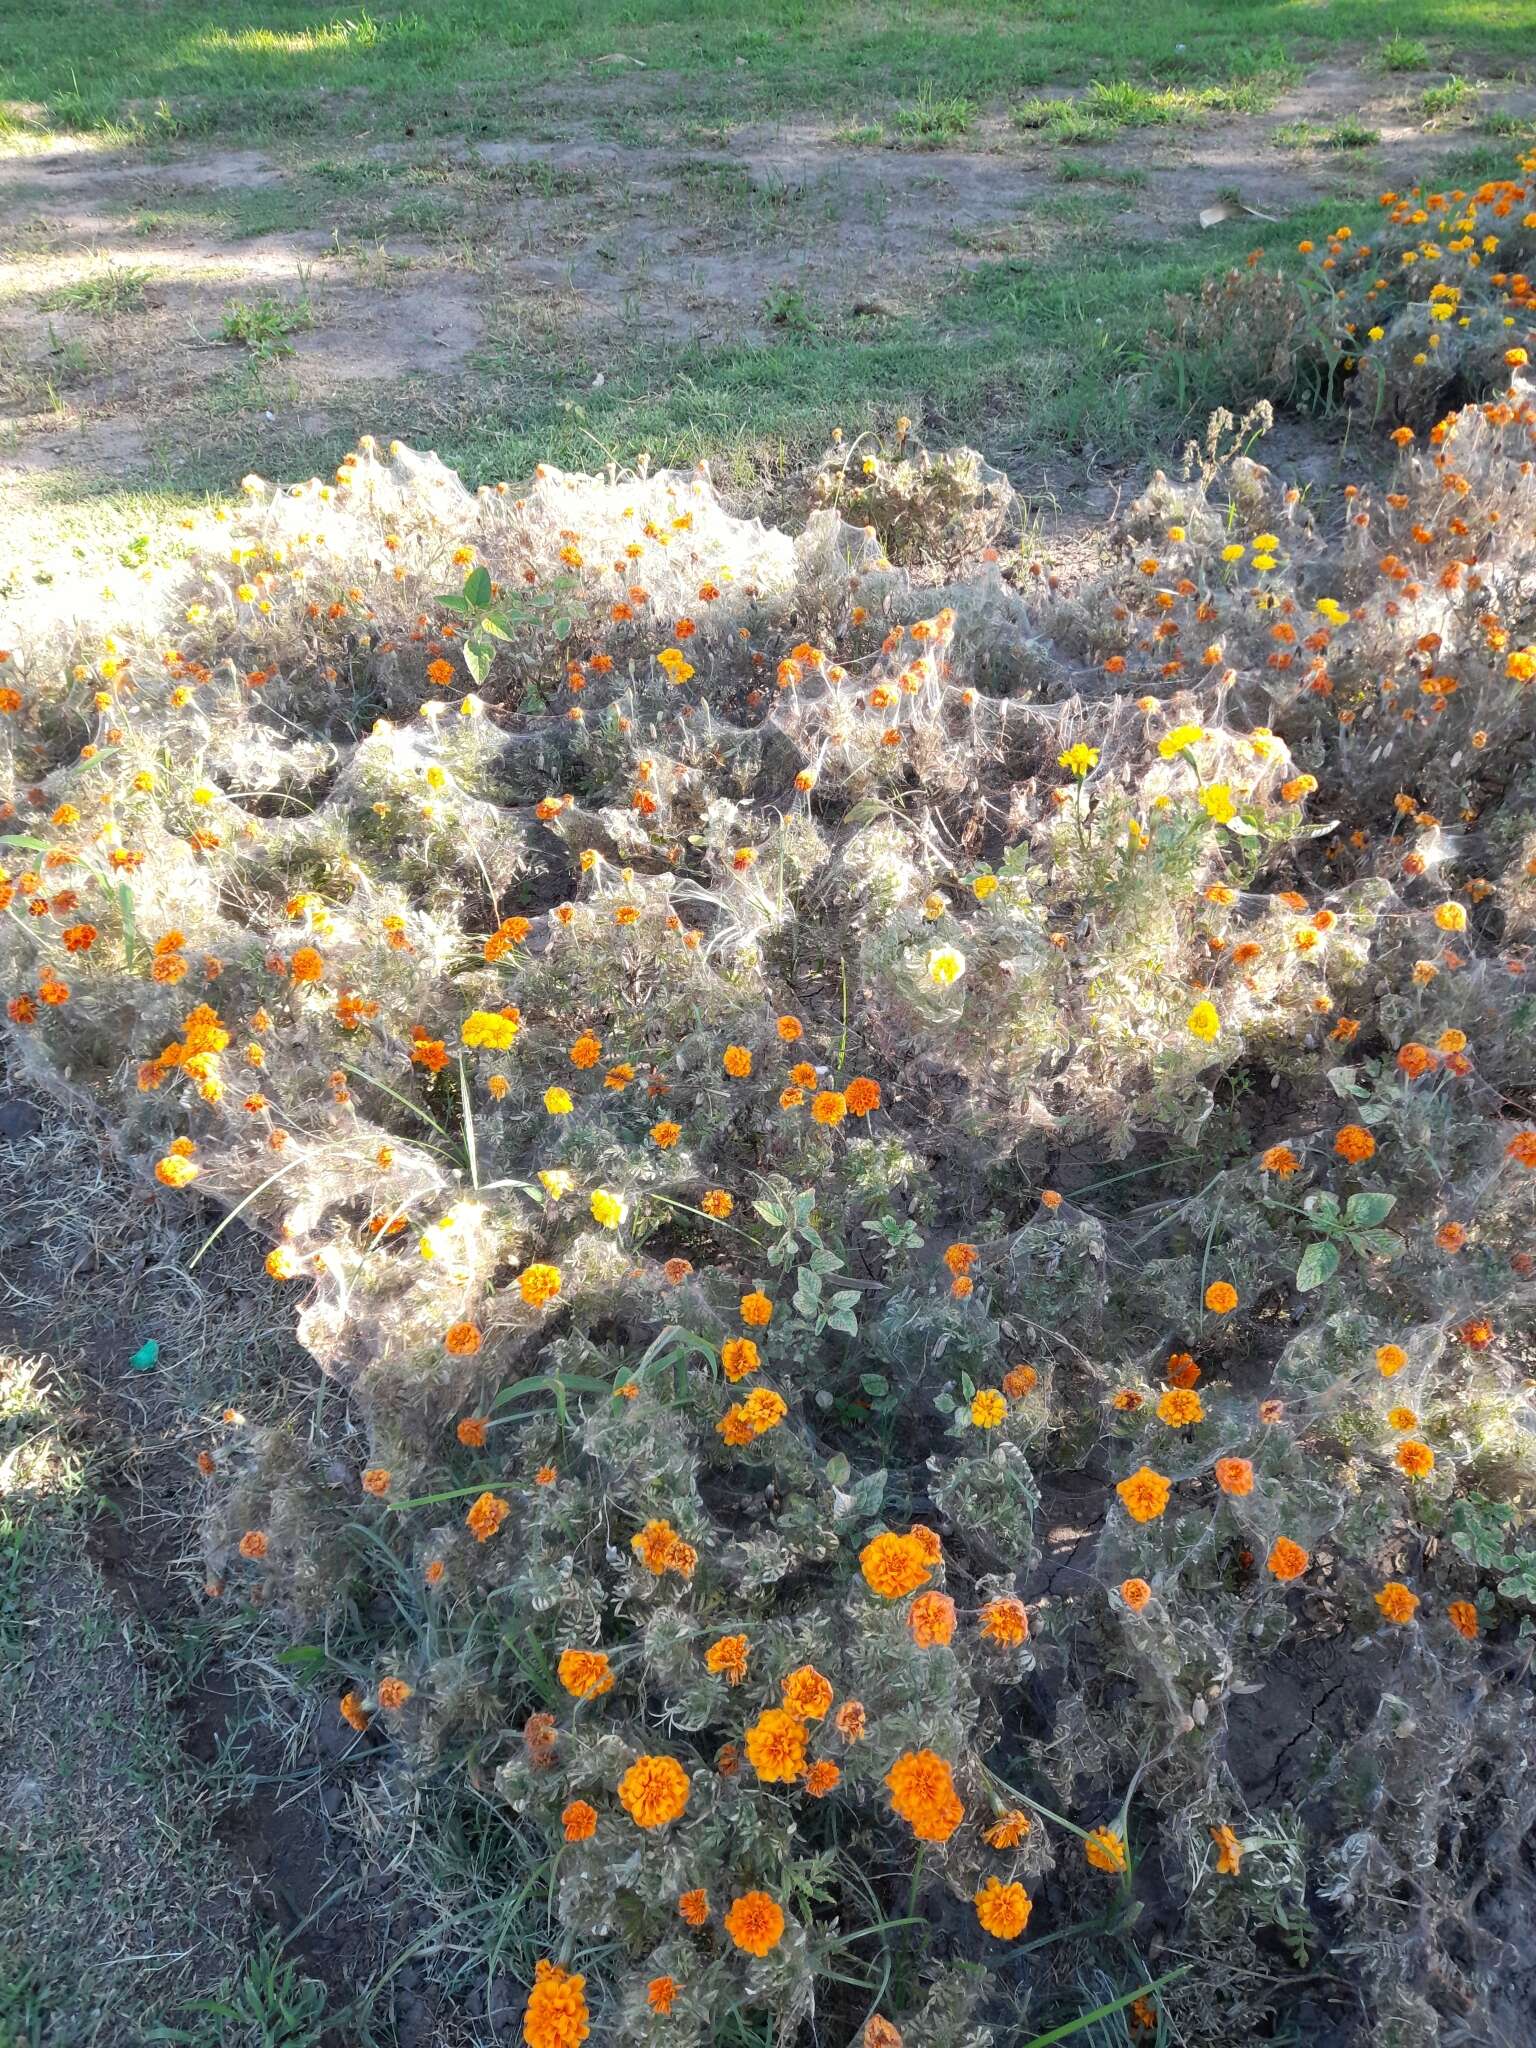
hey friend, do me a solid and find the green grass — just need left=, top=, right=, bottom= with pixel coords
left=1419, top=75, right=1480, bottom=117
left=40, top=263, right=152, bottom=314
left=1274, top=117, right=1382, bottom=151
left=1373, top=33, right=1436, bottom=71
left=1, top=0, right=1533, bottom=144
left=219, top=293, right=316, bottom=359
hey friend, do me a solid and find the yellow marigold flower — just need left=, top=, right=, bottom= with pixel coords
left=1156, top=1388, right=1204, bottom=1427
left=926, top=946, right=965, bottom=986
left=543, top=1086, right=573, bottom=1115
left=517, top=1262, right=562, bottom=1307
left=1186, top=1000, right=1221, bottom=1042
left=1199, top=783, right=1236, bottom=824
left=589, top=1188, right=624, bottom=1227
left=1158, top=723, right=1206, bottom=759
left=970, top=1388, right=1007, bottom=1428
left=539, top=1168, right=574, bottom=1201
left=462, top=1008, right=518, bottom=1050
left=1058, top=742, right=1099, bottom=777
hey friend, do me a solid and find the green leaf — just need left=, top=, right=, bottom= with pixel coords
left=463, top=564, right=492, bottom=609
left=464, top=634, right=493, bottom=685
left=434, top=590, right=472, bottom=616
left=859, top=1373, right=889, bottom=1398
left=1296, top=1238, right=1341, bottom=1291
left=1355, top=1228, right=1404, bottom=1258
left=825, top=1453, right=851, bottom=1487
left=276, top=1644, right=327, bottom=1668
left=1345, top=1190, right=1396, bottom=1226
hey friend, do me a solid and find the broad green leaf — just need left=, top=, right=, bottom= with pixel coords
left=1296, top=1238, right=1341, bottom=1291
left=463, top=564, right=492, bottom=608
left=1345, top=1191, right=1396, bottom=1226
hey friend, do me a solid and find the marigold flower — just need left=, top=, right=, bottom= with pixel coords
left=462, top=1008, right=518, bottom=1051
left=1396, top=1439, right=1435, bottom=1478
left=618, top=1753, right=690, bottom=1828
left=377, top=1677, right=412, bottom=1711
left=678, top=1889, right=709, bottom=1926
left=361, top=1467, right=390, bottom=1497
left=845, top=1076, right=882, bottom=1116
left=238, top=1529, right=268, bottom=1560
left=1261, top=1144, right=1300, bottom=1176
left=1375, top=1343, right=1407, bottom=1377
left=811, top=1089, right=847, bottom=1125
left=782, top=1665, right=834, bottom=1720
left=543, top=1085, right=573, bottom=1115
left=650, top=1121, right=681, bottom=1148
left=1334, top=1124, right=1376, bottom=1163
left=265, top=1245, right=301, bottom=1280
left=1186, top=1000, right=1221, bottom=1042
left=723, top=1891, right=785, bottom=1956
left=1120, top=1577, right=1152, bottom=1612
left=927, top=947, right=965, bottom=986
left=589, top=1188, right=624, bottom=1228
left=1003, top=1363, right=1038, bottom=1398
left=745, top=1708, right=809, bottom=1782
left=722, top=1044, right=752, bottom=1078
left=1375, top=1581, right=1420, bottom=1624
left=984, top=1809, right=1031, bottom=1849
left=705, top=1633, right=749, bottom=1683
left=834, top=1699, right=867, bottom=1741
left=562, top=1799, right=597, bottom=1841
left=739, top=1290, right=773, bottom=1326
left=885, top=1749, right=964, bottom=1842
left=1116, top=1466, right=1171, bottom=1522
left=518, top=1263, right=562, bottom=1307
left=1214, top=1457, right=1253, bottom=1496
left=804, top=1759, right=841, bottom=1797
left=1447, top=1600, right=1479, bottom=1640
left=1211, top=1823, right=1243, bottom=1876
left=1396, top=1041, right=1437, bottom=1078
left=700, top=1187, right=734, bottom=1218
left=1156, top=1388, right=1204, bottom=1427
left=1267, top=1537, right=1309, bottom=1582
left=1205, top=1280, right=1239, bottom=1315
left=974, top=1876, right=1032, bottom=1938
left=444, top=1319, right=483, bottom=1354
left=1084, top=1826, right=1127, bottom=1873
left=646, top=1977, right=678, bottom=2016
left=908, top=1591, right=957, bottom=1647
left=466, top=1491, right=511, bottom=1542
left=970, top=1388, right=1007, bottom=1428
left=457, top=1416, right=488, bottom=1448
left=522, top=1960, right=589, bottom=2048
left=155, top=1154, right=200, bottom=1188
left=339, top=1689, right=369, bottom=1732
left=557, top=1648, right=614, bottom=1700
left=979, top=1595, right=1028, bottom=1646
left=859, top=1530, right=933, bottom=1598
left=776, top=1014, right=803, bottom=1041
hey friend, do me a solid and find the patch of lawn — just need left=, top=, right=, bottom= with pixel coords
left=2, top=1, right=1533, bottom=144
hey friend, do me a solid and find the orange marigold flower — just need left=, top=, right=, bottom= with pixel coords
left=984, top=1809, right=1031, bottom=1849
left=943, top=1241, right=979, bottom=1276
left=618, top=1753, right=690, bottom=1829
left=705, top=1633, right=749, bottom=1684
left=1375, top=1580, right=1420, bottom=1624
left=377, top=1677, right=412, bottom=1711
left=700, top=1188, right=734, bottom=1218
left=1261, top=1144, right=1300, bottom=1176
left=339, top=1689, right=369, bottom=1733
left=1447, top=1600, right=1479, bottom=1640
left=457, top=1416, right=488, bottom=1447
left=1215, top=1457, right=1254, bottom=1496
left=1397, top=1041, right=1437, bottom=1078
left=361, top=1467, right=391, bottom=1497
left=1204, top=1280, right=1239, bottom=1314
left=1396, top=1439, right=1435, bottom=1478
left=782, top=1665, right=834, bottom=1721
left=745, top=1707, right=808, bottom=1782
left=721, top=1337, right=760, bottom=1381
left=1267, top=1537, right=1309, bottom=1582
left=859, top=1530, right=933, bottom=1598
left=678, top=1888, right=709, bottom=1926
left=631, top=1518, right=690, bottom=1575
left=557, top=1649, right=615, bottom=1700
left=1116, top=1466, right=1171, bottom=1522
left=1084, top=1827, right=1127, bottom=1874
left=776, top=1014, right=803, bottom=1041
left=290, top=945, right=325, bottom=984
left=238, top=1529, right=269, bottom=1560
left=740, top=1289, right=773, bottom=1327
left=723, top=1890, right=785, bottom=1957
left=522, top=1960, right=589, bottom=2048
left=845, top=1075, right=882, bottom=1115
left=466, top=1491, right=511, bottom=1542
left=1506, top=1131, right=1536, bottom=1168
left=722, top=1044, right=752, bottom=1078
left=562, top=1799, right=598, bottom=1841
left=568, top=1031, right=602, bottom=1069
left=885, top=1749, right=964, bottom=1842
left=974, top=1876, right=1032, bottom=1939
left=1376, top=1343, right=1408, bottom=1377
left=978, top=1596, right=1028, bottom=1646
left=1156, top=1388, right=1204, bottom=1427
left=1334, top=1124, right=1376, bottom=1163
left=646, top=1977, right=678, bottom=2016
left=1003, top=1362, right=1038, bottom=1398
left=805, top=1759, right=841, bottom=1797
left=1120, top=1577, right=1152, bottom=1612
left=1211, top=1823, right=1243, bottom=1876
left=811, top=1089, right=847, bottom=1125
left=650, top=1121, right=681, bottom=1148
left=444, top=1320, right=482, bottom=1355
left=834, top=1699, right=867, bottom=1741
left=909, top=1591, right=957, bottom=1647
